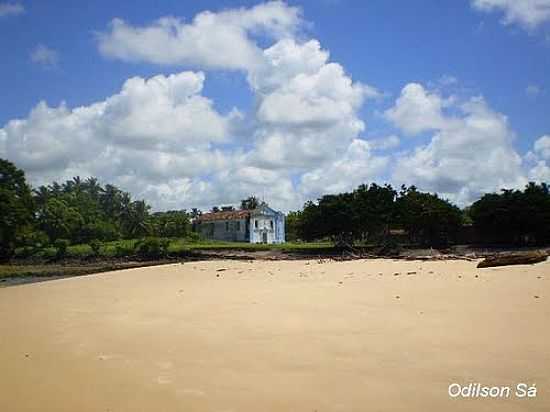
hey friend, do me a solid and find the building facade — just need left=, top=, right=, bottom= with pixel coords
left=195, top=204, right=285, bottom=244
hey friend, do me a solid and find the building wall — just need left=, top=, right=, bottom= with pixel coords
left=250, top=215, right=274, bottom=244
left=249, top=211, right=285, bottom=244
left=275, top=212, right=285, bottom=243
left=196, top=205, right=285, bottom=244
left=198, top=218, right=249, bottom=242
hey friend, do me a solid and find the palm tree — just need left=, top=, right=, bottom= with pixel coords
left=72, top=176, right=83, bottom=195
left=85, top=177, right=102, bottom=200
left=100, top=184, right=122, bottom=217
left=123, top=200, right=150, bottom=238
left=241, top=196, right=260, bottom=210
left=50, top=181, right=62, bottom=196
left=33, top=186, right=50, bottom=208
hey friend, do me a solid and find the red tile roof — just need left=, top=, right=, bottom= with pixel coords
left=196, top=210, right=251, bottom=222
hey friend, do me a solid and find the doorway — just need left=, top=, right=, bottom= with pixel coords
left=262, top=232, right=268, bottom=243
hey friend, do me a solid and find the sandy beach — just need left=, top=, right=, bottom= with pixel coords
left=1, top=258, right=549, bottom=411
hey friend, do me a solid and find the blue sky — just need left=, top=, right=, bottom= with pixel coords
left=1, top=0, right=549, bottom=210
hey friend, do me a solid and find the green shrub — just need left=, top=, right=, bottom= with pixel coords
left=114, top=243, right=135, bottom=257
left=376, top=238, right=400, bottom=256
left=20, top=230, right=50, bottom=249
left=66, top=244, right=94, bottom=258
left=54, top=239, right=70, bottom=259
left=15, top=246, right=37, bottom=259
left=135, top=237, right=170, bottom=259
left=185, top=232, right=202, bottom=243
left=79, top=222, right=120, bottom=243
left=89, top=239, right=102, bottom=256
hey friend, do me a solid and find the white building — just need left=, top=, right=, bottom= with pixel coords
left=195, top=203, right=285, bottom=244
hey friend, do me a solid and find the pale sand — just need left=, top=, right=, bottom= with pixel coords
left=1, top=259, right=549, bottom=412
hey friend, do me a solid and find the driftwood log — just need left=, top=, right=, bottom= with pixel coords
left=477, top=252, right=548, bottom=268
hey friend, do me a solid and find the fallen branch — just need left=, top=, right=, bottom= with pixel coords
left=477, top=252, right=548, bottom=268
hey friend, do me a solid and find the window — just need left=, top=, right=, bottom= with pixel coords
left=236, top=221, right=241, bottom=231
left=225, top=221, right=229, bottom=231
left=255, top=220, right=258, bottom=229
left=270, top=220, right=273, bottom=229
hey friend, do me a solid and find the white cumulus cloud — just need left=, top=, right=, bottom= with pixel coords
left=97, top=1, right=302, bottom=71
left=91, top=2, right=384, bottom=209
left=248, top=39, right=378, bottom=174
left=533, top=134, right=550, bottom=159
left=388, top=83, right=527, bottom=205
left=368, top=135, right=400, bottom=151
left=384, top=83, right=452, bottom=136
left=471, top=0, right=550, bottom=30
left=525, top=135, right=550, bottom=182
left=99, top=71, right=229, bottom=149
left=299, top=139, right=388, bottom=197
left=6, top=2, right=543, bottom=212
left=0, top=71, right=236, bottom=209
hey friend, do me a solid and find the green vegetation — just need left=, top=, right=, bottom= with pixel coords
left=175, top=240, right=333, bottom=251
left=1, top=158, right=192, bottom=261
left=470, top=182, right=550, bottom=245
left=288, top=182, right=550, bottom=247
left=240, top=196, right=260, bottom=210
left=291, top=184, right=462, bottom=246
left=12, top=238, right=331, bottom=260
left=1, top=157, right=549, bottom=270
left=0, top=159, right=34, bottom=260
left=135, top=237, right=170, bottom=259
left=31, top=176, right=190, bottom=244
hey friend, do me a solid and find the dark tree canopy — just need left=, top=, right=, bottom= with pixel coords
left=293, top=184, right=464, bottom=246
left=284, top=211, right=301, bottom=242
left=1, top=157, right=549, bottom=257
left=150, top=210, right=190, bottom=238
left=353, top=183, right=396, bottom=242
left=240, top=196, right=260, bottom=210
left=0, top=159, right=34, bottom=259
left=0, top=162, right=191, bottom=252
left=297, top=201, right=323, bottom=242
left=394, top=186, right=462, bottom=246
left=470, top=182, right=550, bottom=245
left=290, top=182, right=549, bottom=247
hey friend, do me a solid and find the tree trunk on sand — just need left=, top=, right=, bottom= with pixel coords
left=477, top=251, right=548, bottom=268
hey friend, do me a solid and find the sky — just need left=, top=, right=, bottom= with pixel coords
left=1, top=0, right=549, bottom=212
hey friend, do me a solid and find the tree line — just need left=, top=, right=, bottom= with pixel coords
left=286, top=182, right=550, bottom=247
left=1, top=157, right=549, bottom=260
left=468, top=182, right=550, bottom=245
left=285, top=184, right=464, bottom=246
left=1, top=158, right=190, bottom=259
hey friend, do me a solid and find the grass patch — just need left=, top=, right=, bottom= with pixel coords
left=93, top=238, right=333, bottom=255
left=13, top=238, right=336, bottom=261
left=174, top=240, right=333, bottom=252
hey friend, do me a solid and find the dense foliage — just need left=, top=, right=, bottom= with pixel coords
left=0, top=159, right=34, bottom=259
left=284, top=211, right=301, bottom=242
left=32, top=177, right=191, bottom=244
left=240, top=196, right=260, bottom=210
left=0, top=159, right=191, bottom=260
left=1, top=157, right=549, bottom=261
left=292, top=184, right=462, bottom=246
left=470, top=182, right=550, bottom=245
left=395, top=186, right=462, bottom=246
